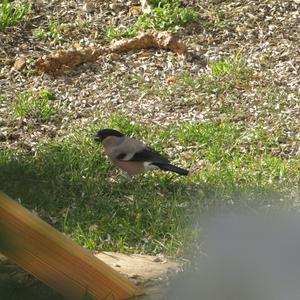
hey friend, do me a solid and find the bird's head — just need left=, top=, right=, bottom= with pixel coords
left=94, top=128, right=124, bottom=143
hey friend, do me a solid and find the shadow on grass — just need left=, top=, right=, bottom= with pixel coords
left=0, top=135, right=295, bottom=300
left=0, top=276, right=65, bottom=300
left=0, top=141, right=202, bottom=255
left=0, top=140, right=291, bottom=255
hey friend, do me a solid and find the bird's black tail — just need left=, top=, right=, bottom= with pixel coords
left=153, top=163, right=189, bottom=176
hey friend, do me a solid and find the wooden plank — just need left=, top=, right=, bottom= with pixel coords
left=0, top=192, right=141, bottom=300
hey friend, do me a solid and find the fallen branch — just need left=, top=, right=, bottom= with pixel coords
left=108, top=31, right=187, bottom=56
left=35, top=47, right=104, bottom=76
left=35, top=31, right=187, bottom=75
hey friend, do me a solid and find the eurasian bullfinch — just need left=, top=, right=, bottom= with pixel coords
left=94, top=129, right=189, bottom=176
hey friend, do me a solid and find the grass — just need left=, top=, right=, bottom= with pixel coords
left=210, top=54, right=251, bottom=79
left=106, top=26, right=136, bottom=41
left=0, top=0, right=30, bottom=31
left=0, top=95, right=7, bottom=103
left=147, top=0, right=175, bottom=7
left=118, top=55, right=253, bottom=103
left=135, top=2, right=198, bottom=31
left=105, top=0, right=198, bottom=41
left=203, top=54, right=253, bottom=94
left=14, top=89, right=57, bottom=122
left=1, top=117, right=299, bottom=257
left=33, top=20, right=65, bottom=41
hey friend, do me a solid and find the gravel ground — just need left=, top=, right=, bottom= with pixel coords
left=0, top=0, right=300, bottom=157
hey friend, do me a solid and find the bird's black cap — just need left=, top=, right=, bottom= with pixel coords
left=94, top=128, right=124, bottom=142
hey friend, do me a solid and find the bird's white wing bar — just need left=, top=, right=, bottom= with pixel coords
left=143, top=162, right=158, bottom=169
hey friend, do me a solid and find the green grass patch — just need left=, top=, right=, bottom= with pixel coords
left=210, top=55, right=251, bottom=79
left=0, top=117, right=299, bottom=256
left=14, top=89, right=57, bottom=122
left=0, top=95, right=7, bottom=104
left=106, top=26, right=136, bottom=41
left=105, top=1, right=198, bottom=41
left=135, top=2, right=198, bottom=31
left=0, top=0, right=30, bottom=32
left=33, top=20, right=65, bottom=41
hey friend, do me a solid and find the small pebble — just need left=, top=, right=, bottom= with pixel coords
left=113, top=263, right=121, bottom=268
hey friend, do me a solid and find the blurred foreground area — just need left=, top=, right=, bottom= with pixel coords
left=0, top=226, right=65, bottom=300
left=2, top=209, right=300, bottom=300
left=167, top=211, right=300, bottom=300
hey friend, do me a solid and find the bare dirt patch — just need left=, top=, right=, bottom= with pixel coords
left=0, top=252, right=180, bottom=299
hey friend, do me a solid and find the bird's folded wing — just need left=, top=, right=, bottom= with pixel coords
left=113, top=137, right=169, bottom=163
left=117, top=147, right=169, bottom=163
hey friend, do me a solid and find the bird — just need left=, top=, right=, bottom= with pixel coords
left=94, top=128, right=189, bottom=176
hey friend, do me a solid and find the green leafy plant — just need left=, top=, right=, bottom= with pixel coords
left=106, top=26, right=136, bottom=41
left=105, top=1, right=198, bottom=41
left=33, top=20, right=65, bottom=41
left=14, top=89, right=56, bottom=122
left=0, top=0, right=30, bottom=31
left=136, top=2, right=198, bottom=31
